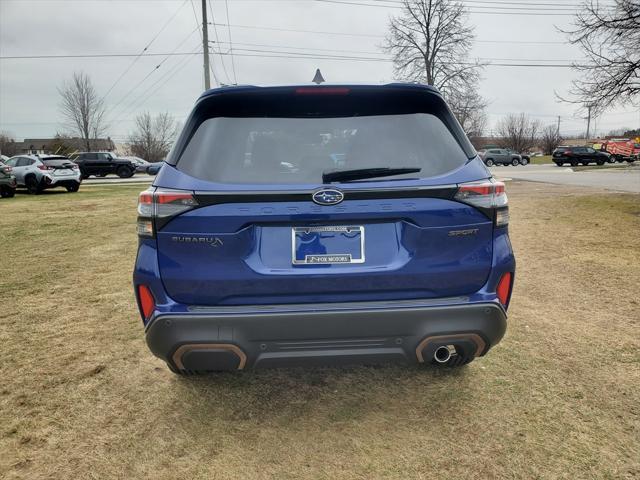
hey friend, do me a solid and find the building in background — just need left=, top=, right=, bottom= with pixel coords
left=11, top=137, right=115, bottom=155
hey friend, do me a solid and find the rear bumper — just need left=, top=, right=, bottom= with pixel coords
left=42, top=174, right=81, bottom=188
left=145, top=299, right=507, bottom=371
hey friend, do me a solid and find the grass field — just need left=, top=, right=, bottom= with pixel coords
left=529, top=155, right=552, bottom=165
left=1, top=182, right=639, bottom=479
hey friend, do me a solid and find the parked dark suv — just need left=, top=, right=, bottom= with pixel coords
left=553, top=146, right=611, bottom=166
left=133, top=83, right=515, bottom=374
left=72, top=152, right=136, bottom=178
left=0, top=160, right=17, bottom=198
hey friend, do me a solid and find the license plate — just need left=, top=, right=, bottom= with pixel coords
left=292, top=226, right=365, bottom=265
left=55, top=170, right=72, bottom=176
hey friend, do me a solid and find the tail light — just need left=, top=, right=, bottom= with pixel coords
left=2, top=166, right=11, bottom=173
left=496, top=272, right=513, bottom=307
left=137, top=284, right=155, bottom=321
left=564, top=150, right=572, bottom=156
left=137, top=187, right=198, bottom=237
left=37, top=164, right=53, bottom=171
left=455, top=179, right=509, bottom=227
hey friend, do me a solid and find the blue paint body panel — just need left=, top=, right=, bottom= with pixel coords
left=133, top=83, right=516, bottom=363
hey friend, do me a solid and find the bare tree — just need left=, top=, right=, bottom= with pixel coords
left=540, top=124, right=564, bottom=155
left=58, top=72, right=106, bottom=151
left=606, top=126, right=633, bottom=137
left=129, top=112, right=179, bottom=162
left=0, top=131, right=19, bottom=157
left=561, top=0, right=640, bottom=113
left=446, top=83, right=488, bottom=138
left=384, top=0, right=487, bottom=127
left=496, top=113, right=541, bottom=153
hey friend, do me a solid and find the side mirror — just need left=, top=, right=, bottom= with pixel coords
left=147, top=164, right=161, bottom=175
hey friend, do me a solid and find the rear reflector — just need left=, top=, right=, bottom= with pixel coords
left=497, top=272, right=513, bottom=306
left=295, top=87, right=350, bottom=95
left=137, top=285, right=155, bottom=320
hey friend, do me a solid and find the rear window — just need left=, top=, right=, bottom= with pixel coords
left=177, top=113, right=469, bottom=184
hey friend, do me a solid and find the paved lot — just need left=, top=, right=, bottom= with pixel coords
left=490, top=163, right=640, bottom=193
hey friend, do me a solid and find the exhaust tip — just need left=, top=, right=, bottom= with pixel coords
left=434, top=345, right=457, bottom=364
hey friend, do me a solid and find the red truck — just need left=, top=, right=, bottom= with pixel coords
left=601, top=139, right=639, bottom=163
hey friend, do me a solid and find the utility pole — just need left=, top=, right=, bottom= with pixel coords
left=201, top=0, right=211, bottom=90
left=585, top=105, right=592, bottom=140
left=556, top=115, right=561, bottom=137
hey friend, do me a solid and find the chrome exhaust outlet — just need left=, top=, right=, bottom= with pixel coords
left=434, top=345, right=457, bottom=364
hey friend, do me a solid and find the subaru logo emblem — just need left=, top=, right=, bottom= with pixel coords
left=312, top=188, right=344, bottom=206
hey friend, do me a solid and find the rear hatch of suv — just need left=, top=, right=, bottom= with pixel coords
left=147, top=85, right=498, bottom=306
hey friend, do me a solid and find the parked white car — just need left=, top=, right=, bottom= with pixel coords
left=5, top=154, right=81, bottom=194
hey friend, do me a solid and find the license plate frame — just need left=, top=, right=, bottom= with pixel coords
left=291, top=225, right=365, bottom=265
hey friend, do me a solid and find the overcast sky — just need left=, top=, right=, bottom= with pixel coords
left=1, top=0, right=639, bottom=143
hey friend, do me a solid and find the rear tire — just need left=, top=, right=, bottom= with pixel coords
left=520, top=158, right=529, bottom=166
left=66, top=183, right=80, bottom=192
left=571, top=160, right=578, bottom=167
left=596, top=160, right=604, bottom=166
left=608, top=156, right=616, bottom=164
left=485, top=159, right=494, bottom=167
left=555, top=162, right=563, bottom=167
left=25, top=176, right=42, bottom=194
left=1, top=186, right=15, bottom=198
left=511, top=158, right=519, bottom=166
left=116, top=166, right=134, bottom=178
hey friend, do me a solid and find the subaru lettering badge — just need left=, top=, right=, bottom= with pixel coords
left=312, top=188, right=344, bottom=206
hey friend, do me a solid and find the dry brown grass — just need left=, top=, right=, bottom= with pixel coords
left=0, top=182, right=638, bottom=479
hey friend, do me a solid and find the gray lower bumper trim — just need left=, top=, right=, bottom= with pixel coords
left=146, top=301, right=507, bottom=370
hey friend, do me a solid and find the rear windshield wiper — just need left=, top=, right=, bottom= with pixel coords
left=322, top=167, right=421, bottom=183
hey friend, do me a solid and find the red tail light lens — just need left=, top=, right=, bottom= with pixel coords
left=455, top=180, right=509, bottom=227
left=137, top=285, right=155, bottom=320
left=2, top=166, right=11, bottom=173
left=37, top=164, right=52, bottom=171
left=496, top=272, right=513, bottom=307
left=136, top=187, right=198, bottom=237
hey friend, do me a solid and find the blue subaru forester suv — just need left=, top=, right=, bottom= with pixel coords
left=133, top=83, right=515, bottom=374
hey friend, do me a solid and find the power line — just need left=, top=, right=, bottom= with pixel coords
left=210, top=22, right=382, bottom=38
left=208, top=0, right=233, bottom=84
left=348, top=0, right=612, bottom=8
left=100, top=0, right=189, bottom=102
left=208, top=44, right=584, bottom=64
left=208, top=23, right=570, bottom=45
left=314, top=0, right=579, bottom=15
left=224, top=0, right=238, bottom=84
left=103, top=27, right=200, bottom=124
left=190, top=0, right=220, bottom=87
left=210, top=40, right=580, bottom=60
left=212, top=49, right=582, bottom=67
left=0, top=52, right=202, bottom=60
left=109, top=45, right=202, bottom=127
